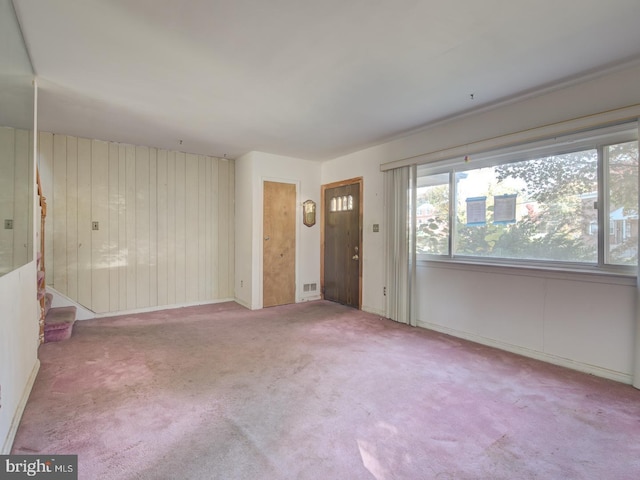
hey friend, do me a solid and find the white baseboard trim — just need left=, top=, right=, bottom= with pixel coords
left=298, top=295, right=322, bottom=303
left=47, top=286, right=95, bottom=320
left=49, top=286, right=239, bottom=320
left=234, top=297, right=253, bottom=310
left=362, top=305, right=386, bottom=317
left=1, top=359, right=40, bottom=454
left=235, top=296, right=327, bottom=310
left=417, top=321, right=632, bottom=385
left=93, top=298, right=237, bottom=319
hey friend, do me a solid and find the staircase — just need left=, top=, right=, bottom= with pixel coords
left=37, top=168, right=76, bottom=343
left=43, top=293, right=77, bottom=343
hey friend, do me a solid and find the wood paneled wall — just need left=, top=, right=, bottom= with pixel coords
left=0, top=127, right=33, bottom=275
left=38, top=133, right=234, bottom=314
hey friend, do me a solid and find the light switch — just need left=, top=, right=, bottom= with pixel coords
left=373, top=224, right=379, bottom=232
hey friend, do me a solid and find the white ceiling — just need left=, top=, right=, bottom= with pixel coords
left=12, top=0, right=640, bottom=161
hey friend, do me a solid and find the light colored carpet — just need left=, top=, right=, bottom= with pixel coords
left=12, top=300, right=640, bottom=479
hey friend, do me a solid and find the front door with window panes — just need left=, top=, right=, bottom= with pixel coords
left=323, top=182, right=361, bottom=308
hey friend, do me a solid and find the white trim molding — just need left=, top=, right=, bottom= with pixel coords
left=417, top=321, right=631, bottom=385
left=1, top=360, right=40, bottom=454
left=382, top=104, right=640, bottom=171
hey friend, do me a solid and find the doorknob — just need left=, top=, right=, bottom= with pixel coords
left=264, top=236, right=270, bottom=241
left=352, top=254, right=359, bottom=260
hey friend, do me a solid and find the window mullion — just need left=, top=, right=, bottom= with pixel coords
left=598, top=145, right=606, bottom=267
left=449, top=170, right=455, bottom=258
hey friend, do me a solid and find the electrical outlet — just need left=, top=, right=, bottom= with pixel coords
left=373, top=223, right=379, bottom=232
left=4, top=219, right=13, bottom=229
left=92, top=221, right=99, bottom=231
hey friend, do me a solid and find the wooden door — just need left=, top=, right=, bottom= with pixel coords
left=322, top=179, right=362, bottom=308
left=263, top=181, right=296, bottom=307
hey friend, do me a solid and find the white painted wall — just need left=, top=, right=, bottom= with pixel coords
left=417, top=265, right=635, bottom=383
left=321, top=62, right=640, bottom=382
left=0, top=263, right=39, bottom=453
left=377, top=62, right=640, bottom=165
left=38, top=133, right=235, bottom=315
left=0, top=88, right=38, bottom=453
left=235, top=151, right=321, bottom=310
left=234, top=151, right=254, bottom=309
left=321, top=149, right=386, bottom=316
left=2, top=60, right=635, bottom=462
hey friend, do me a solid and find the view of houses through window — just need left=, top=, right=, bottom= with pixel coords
left=416, top=125, right=638, bottom=271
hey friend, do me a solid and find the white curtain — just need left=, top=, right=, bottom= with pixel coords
left=384, top=165, right=417, bottom=326
left=634, top=121, right=640, bottom=390
left=635, top=276, right=640, bottom=388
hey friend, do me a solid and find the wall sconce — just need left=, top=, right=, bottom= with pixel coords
left=303, top=199, right=316, bottom=227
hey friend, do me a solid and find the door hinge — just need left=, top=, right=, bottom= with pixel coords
left=383, top=286, right=386, bottom=296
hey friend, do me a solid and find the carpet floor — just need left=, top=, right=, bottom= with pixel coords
left=11, top=300, right=640, bottom=479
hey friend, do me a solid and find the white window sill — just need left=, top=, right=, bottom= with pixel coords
left=417, top=257, right=636, bottom=286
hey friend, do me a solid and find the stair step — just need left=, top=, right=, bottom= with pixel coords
left=44, top=293, right=53, bottom=317
left=44, top=306, right=77, bottom=343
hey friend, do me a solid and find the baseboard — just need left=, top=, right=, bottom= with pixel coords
left=93, top=298, right=237, bottom=318
left=298, top=295, right=322, bottom=303
left=417, top=321, right=632, bottom=385
left=47, top=286, right=95, bottom=320
left=49, top=286, right=239, bottom=319
left=233, top=297, right=253, bottom=310
left=362, top=305, right=386, bottom=317
left=1, top=359, right=40, bottom=454
left=235, top=296, right=324, bottom=310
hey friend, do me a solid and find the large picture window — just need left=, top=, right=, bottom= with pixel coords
left=416, top=123, right=638, bottom=273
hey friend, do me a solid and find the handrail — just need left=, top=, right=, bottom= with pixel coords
left=36, top=167, right=46, bottom=344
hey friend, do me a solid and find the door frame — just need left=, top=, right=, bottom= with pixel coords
left=321, top=177, right=363, bottom=309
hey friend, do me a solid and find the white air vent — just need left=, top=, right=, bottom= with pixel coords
left=303, top=283, right=318, bottom=292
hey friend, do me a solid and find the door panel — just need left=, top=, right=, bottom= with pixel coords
left=323, top=181, right=361, bottom=308
left=263, top=181, right=296, bottom=307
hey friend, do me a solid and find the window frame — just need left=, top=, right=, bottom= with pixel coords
left=415, top=122, right=639, bottom=277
